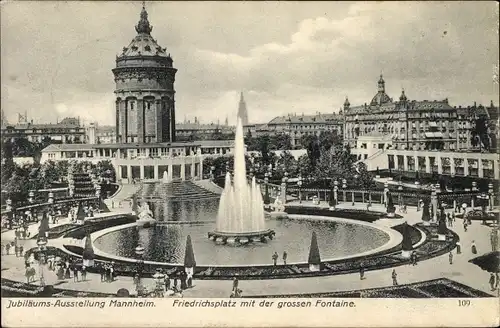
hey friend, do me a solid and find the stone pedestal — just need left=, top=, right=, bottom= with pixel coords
left=401, top=250, right=411, bottom=258
left=309, top=264, right=320, bottom=272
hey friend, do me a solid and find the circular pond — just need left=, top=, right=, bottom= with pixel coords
left=93, top=199, right=391, bottom=266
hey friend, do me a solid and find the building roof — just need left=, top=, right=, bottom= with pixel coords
left=2, top=121, right=82, bottom=130
left=42, top=144, right=94, bottom=152
left=268, top=113, right=342, bottom=125
left=412, top=100, right=454, bottom=111
left=176, top=123, right=235, bottom=131
left=198, top=140, right=235, bottom=147
left=41, top=140, right=236, bottom=152
left=96, top=125, right=115, bottom=133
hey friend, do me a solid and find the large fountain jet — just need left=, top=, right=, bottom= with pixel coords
left=216, top=117, right=266, bottom=233
left=209, top=115, right=274, bottom=244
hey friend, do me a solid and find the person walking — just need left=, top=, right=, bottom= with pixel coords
left=73, top=265, right=79, bottom=282
left=495, top=272, right=499, bottom=290
left=232, top=277, right=239, bottom=292
left=456, top=241, right=461, bottom=254
left=447, top=213, right=453, bottom=227
left=463, top=220, right=468, bottom=232
left=282, top=251, right=288, bottom=265
left=448, top=252, right=453, bottom=265
left=272, top=252, right=278, bottom=266
left=489, top=273, right=496, bottom=291
left=164, top=274, right=170, bottom=291
left=5, top=243, right=10, bottom=255
left=471, top=240, right=477, bottom=255
left=391, top=269, right=398, bottom=286
left=19, top=245, right=24, bottom=257
left=81, top=265, right=87, bottom=281
left=109, top=263, right=115, bottom=282
left=359, top=265, right=365, bottom=280
left=100, top=265, right=105, bottom=282
left=173, top=276, right=178, bottom=290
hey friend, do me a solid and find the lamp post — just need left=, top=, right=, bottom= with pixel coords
left=152, top=269, right=165, bottom=298
left=342, top=179, right=347, bottom=203
left=488, top=183, right=494, bottom=210
left=383, top=182, right=389, bottom=206
left=280, top=172, right=288, bottom=206
left=264, top=173, right=270, bottom=207
left=210, top=166, right=215, bottom=181
left=298, top=176, right=303, bottom=204
left=135, top=244, right=145, bottom=293
left=398, top=180, right=403, bottom=207
left=37, top=238, right=48, bottom=287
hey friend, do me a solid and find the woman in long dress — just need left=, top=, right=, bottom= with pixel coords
left=471, top=240, right=477, bottom=254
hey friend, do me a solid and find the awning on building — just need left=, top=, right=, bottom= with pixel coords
left=424, top=132, right=444, bottom=138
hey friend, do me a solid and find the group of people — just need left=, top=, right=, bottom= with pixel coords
left=97, top=262, right=116, bottom=283
left=272, top=251, right=288, bottom=266
left=488, top=273, right=500, bottom=291
left=1, top=240, right=23, bottom=257
left=133, top=268, right=192, bottom=297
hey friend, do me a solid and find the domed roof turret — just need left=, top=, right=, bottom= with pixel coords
left=116, top=4, right=172, bottom=64
left=370, top=74, right=391, bottom=106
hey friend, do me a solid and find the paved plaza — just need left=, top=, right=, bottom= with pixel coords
left=1, top=200, right=497, bottom=298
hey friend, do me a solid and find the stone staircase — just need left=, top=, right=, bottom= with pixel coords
left=146, top=181, right=220, bottom=201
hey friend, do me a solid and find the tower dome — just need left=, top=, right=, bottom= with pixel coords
left=112, top=4, right=177, bottom=144
left=370, top=74, right=391, bottom=106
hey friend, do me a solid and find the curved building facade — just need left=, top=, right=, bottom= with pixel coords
left=113, top=5, right=177, bottom=144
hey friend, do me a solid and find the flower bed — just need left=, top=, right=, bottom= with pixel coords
left=32, top=224, right=80, bottom=240
left=62, top=215, right=136, bottom=239
left=1, top=278, right=116, bottom=297
left=246, top=278, right=493, bottom=298
left=284, top=206, right=392, bottom=222
left=392, top=223, right=422, bottom=246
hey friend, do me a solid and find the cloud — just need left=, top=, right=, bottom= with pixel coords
left=1, top=1, right=498, bottom=126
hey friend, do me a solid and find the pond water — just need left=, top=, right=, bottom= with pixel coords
left=94, top=199, right=390, bottom=266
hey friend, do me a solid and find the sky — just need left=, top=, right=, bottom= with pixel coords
left=1, top=1, right=499, bottom=126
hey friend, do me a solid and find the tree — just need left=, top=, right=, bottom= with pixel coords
left=39, top=160, right=59, bottom=188
left=11, top=137, right=36, bottom=157
left=257, top=135, right=271, bottom=166
left=1, top=139, right=15, bottom=187
left=297, top=154, right=312, bottom=178
left=471, top=117, right=491, bottom=151
left=318, top=131, right=341, bottom=153
left=270, top=134, right=292, bottom=150
left=301, top=135, right=321, bottom=168
left=96, top=160, right=116, bottom=183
